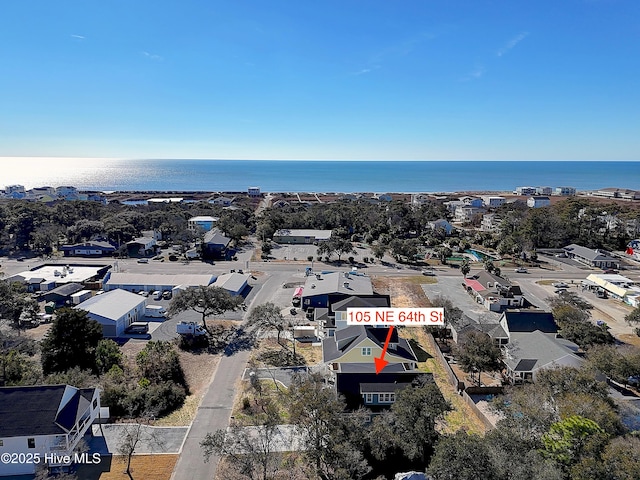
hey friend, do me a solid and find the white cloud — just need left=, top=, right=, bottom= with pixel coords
left=142, top=51, right=163, bottom=61
left=70, top=34, right=85, bottom=40
left=497, top=32, right=529, bottom=57
left=461, top=65, right=486, bottom=81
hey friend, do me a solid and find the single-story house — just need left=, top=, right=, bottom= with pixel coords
left=103, top=272, right=216, bottom=293
left=75, top=289, right=146, bottom=337
left=59, top=241, right=116, bottom=257
left=502, top=331, right=584, bottom=384
left=42, top=283, right=84, bottom=306
left=209, top=196, right=234, bottom=206
left=202, top=229, right=231, bottom=260
left=0, top=384, right=101, bottom=476
left=302, top=271, right=374, bottom=310
left=213, top=273, right=250, bottom=296
left=562, top=244, right=618, bottom=269
left=272, top=229, right=333, bottom=244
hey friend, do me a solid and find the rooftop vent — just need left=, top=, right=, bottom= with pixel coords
left=343, top=282, right=350, bottom=288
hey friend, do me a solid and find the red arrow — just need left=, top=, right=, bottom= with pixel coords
left=374, top=326, right=395, bottom=374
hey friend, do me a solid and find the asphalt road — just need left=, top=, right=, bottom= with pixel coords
left=170, top=271, right=291, bottom=480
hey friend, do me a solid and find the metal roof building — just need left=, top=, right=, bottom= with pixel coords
left=75, top=288, right=147, bottom=337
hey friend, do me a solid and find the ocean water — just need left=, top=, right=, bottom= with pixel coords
left=2, top=159, right=639, bottom=193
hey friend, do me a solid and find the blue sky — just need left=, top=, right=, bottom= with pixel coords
left=1, top=0, right=639, bottom=160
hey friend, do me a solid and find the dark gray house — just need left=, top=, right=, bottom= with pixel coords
left=202, top=229, right=232, bottom=260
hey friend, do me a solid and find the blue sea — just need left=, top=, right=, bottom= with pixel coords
left=3, top=159, right=640, bottom=193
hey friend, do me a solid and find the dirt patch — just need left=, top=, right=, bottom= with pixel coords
left=294, top=341, right=323, bottom=366
left=371, top=275, right=433, bottom=308
left=619, top=333, right=640, bottom=347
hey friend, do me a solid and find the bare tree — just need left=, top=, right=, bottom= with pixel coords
left=117, top=421, right=164, bottom=479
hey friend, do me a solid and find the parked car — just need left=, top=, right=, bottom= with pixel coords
left=628, top=376, right=640, bottom=387
left=137, top=258, right=149, bottom=263
left=555, top=253, right=567, bottom=258
left=514, top=267, right=528, bottom=273
left=125, top=322, right=149, bottom=334
left=162, top=290, right=172, bottom=300
left=555, top=288, right=568, bottom=294
left=552, top=282, right=569, bottom=289
left=153, top=290, right=162, bottom=300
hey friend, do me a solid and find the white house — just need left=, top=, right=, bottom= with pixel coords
left=481, top=196, right=506, bottom=208
left=515, top=186, right=537, bottom=196
left=428, top=219, right=454, bottom=236
left=75, top=289, right=146, bottom=337
left=554, top=186, right=576, bottom=196
left=454, top=205, right=485, bottom=223
left=55, top=186, right=79, bottom=199
left=248, top=186, right=261, bottom=197
left=0, top=385, right=101, bottom=476
left=188, top=216, right=219, bottom=232
left=527, top=196, right=551, bottom=208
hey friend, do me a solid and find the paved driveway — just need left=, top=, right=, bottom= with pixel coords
left=90, top=424, right=188, bottom=454
left=421, top=276, right=500, bottom=322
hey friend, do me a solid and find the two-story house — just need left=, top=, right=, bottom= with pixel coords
left=322, top=325, right=423, bottom=409
left=463, top=271, right=524, bottom=312
left=0, top=384, right=101, bottom=476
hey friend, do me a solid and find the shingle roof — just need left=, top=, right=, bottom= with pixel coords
left=502, top=311, right=558, bottom=333
left=502, top=331, right=583, bottom=372
left=0, top=385, right=96, bottom=437
left=323, top=325, right=416, bottom=363
left=203, top=229, right=231, bottom=246
left=360, top=382, right=412, bottom=393
left=563, top=244, right=616, bottom=262
left=331, top=295, right=390, bottom=312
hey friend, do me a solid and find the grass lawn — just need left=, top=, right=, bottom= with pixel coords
left=78, top=454, right=178, bottom=480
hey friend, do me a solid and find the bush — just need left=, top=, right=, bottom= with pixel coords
left=348, top=256, right=355, bottom=264
left=242, top=397, right=251, bottom=410
left=307, top=256, right=313, bottom=262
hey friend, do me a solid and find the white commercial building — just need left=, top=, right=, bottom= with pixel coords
left=75, top=288, right=146, bottom=337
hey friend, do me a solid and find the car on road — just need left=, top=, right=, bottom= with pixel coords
left=422, top=269, right=436, bottom=276
left=137, top=258, right=149, bottom=263
left=555, top=253, right=567, bottom=258
left=552, top=282, right=569, bottom=289
left=514, top=267, right=528, bottom=273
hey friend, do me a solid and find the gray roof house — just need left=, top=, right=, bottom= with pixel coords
left=502, top=331, right=584, bottom=384
left=202, top=229, right=232, bottom=259
left=0, top=385, right=100, bottom=476
left=463, top=271, right=524, bottom=312
left=562, top=244, right=618, bottom=269
left=317, top=294, right=392, bottom=336
left=75, top=288, right=146, bottom=337
left=301, top=271, right=374, bottom=310
left=322, top=325, right=425, bottom=409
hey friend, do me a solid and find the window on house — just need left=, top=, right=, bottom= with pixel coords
left=365, top=394, right=373, bottom=404
left=0, top=440, right=3, bottom=447
left=28, top=438, right=35, bottom=448
left=93, top=399, right=98, bottom=410
left=362, top=347, right=372, bottom=356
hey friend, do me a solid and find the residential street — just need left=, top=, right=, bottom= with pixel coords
left=170, top=271, right=290, bottom=480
